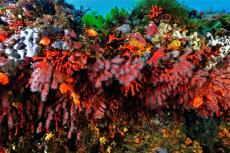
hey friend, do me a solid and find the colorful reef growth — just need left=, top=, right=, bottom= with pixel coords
left=0, top=0, right=229, bottom=152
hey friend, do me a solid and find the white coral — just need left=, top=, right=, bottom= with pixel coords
left=188, top=32, right=201, bottom=50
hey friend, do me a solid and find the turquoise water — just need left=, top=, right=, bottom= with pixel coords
left=66, top=0, right=230, bottom=15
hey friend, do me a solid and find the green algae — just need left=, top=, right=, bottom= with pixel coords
left=82, top=6, right=129, bottom=30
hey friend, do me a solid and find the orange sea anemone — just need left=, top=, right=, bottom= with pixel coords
left=59, top=82, right=70, bottom=94
left=39, top=37, right=51, bottom=46
left=59, top=82, right=80, bottom=106
left=0, top=72, right=9, bottom=85
left=193, top=96, right=203, bottom=108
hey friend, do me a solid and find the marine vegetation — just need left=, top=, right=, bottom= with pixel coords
left=82, top=6, right=129, bottom=31
left=0, top=0, right=229, bottom=152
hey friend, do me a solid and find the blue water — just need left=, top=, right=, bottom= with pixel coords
left=180, top=0, right=230, bottom=12
left=66, top=0, right=230, bottom=15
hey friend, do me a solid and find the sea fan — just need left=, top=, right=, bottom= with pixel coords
left=193, top=56, right=230, bottom=117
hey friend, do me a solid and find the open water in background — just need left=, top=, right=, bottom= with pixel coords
left=66, top=0, right=230, bottom=15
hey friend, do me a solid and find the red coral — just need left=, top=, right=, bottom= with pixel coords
left=187, top=46, right=215, bottom=67
left=117, top=43, right=137, bottom=56
left=30, top=50, right=88, bottom=101
left=147, top=5, right=163, bottom=19
left=1, top=1, right=230, bottom=144
left=147, top=47, right=165, bottom=67
left=0, top=28, right=8, bottom=42
left=8, top=18, right=23, bottom=30
left=51, top=69, right=65, bottom=89
left=145, top=50, right=196, bottom=109
left=0, top=95, right=13, bottom=129
left=178, top=70, right=209, bottom=106
left=145, top=85, right=168, bottom=109
left=33, top=50, right=87, bottom=76
left=107, top=34, right=123, bottom=43
left=30, top=51, right=84, bottom=102
left=91, top=96, right=106, bottom=119
left=0, top=56, right=8, bottom=66
left=121, top=80, right=142, bottom=96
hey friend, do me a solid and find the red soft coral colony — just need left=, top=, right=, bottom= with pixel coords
left=0, top=0, right=229, bottom=151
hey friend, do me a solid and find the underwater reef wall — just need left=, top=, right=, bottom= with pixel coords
left=0, top=0, right=229, bottom=152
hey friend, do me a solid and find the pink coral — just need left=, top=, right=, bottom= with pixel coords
left=146, top=22, right=158, bottom=36
left=89, top=55, right=144, bottom=96
left=30, top=61, right=53, bottom=101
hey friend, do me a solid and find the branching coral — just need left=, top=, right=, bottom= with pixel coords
left=147, top=5, right=163, bottom=19
left=33, top=50, right=87, bottom=76
left=121, top=80, right=142, bottom=96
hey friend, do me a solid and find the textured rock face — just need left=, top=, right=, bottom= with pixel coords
left=4, top=28, right=41, bottom=61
